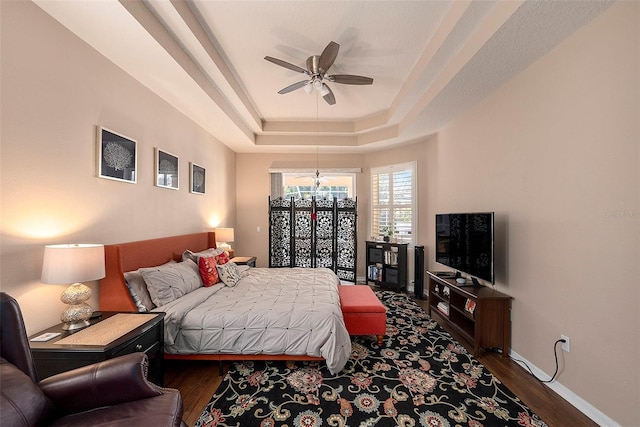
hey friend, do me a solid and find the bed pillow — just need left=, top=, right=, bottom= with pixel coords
left=182, top=247, right=223, bottom=264
left=199, top=256, right=221, bottom=287
left=215, top=251, right=230, bottom=265
left=124, top=271, right=156, bottom=312
left=216, top=261, right=241, bottom=287
left=140, top=259, right=202, bottom=307
left=124, top=259, right=176, bottom=312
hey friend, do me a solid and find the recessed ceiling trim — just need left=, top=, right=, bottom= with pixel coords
left=353, top=111, right=391, bottom=132
left=401, top=0, right=525, bottom=128
left=255, top=134, right=358, bottom=147
left=268, top=168, right=362, bottom=174
left=119, top=0, right=255, bottom=144
left=170, top=0, right=262, bottom=130
left=263, top=120, right=355, bottom=133
left=357, top=124, right=400, bottom=146
left=390, top=0, right=472, bottom=117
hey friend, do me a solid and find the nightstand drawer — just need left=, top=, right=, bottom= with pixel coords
left=114, top=325, right=160, bottom=357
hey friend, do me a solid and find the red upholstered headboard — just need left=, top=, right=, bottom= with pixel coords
left=99, top=232, right=217, bottom=311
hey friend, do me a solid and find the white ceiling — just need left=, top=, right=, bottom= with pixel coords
left=34, top=0, right=613, bottom=154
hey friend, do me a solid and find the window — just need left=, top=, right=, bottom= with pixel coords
left=371, top=162, right=416, bottom=244
left=276, top=173, right=356, bottom=200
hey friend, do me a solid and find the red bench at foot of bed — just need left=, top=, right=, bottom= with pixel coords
left=338, top=285, right=386, bottom=346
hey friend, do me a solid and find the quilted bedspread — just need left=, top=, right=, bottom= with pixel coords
left=153, top=267, right=352, bottom=374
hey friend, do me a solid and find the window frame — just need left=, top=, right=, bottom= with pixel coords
left=370, top=161, right=417, bottom=246
left=279, top=171, right=357, bottom=200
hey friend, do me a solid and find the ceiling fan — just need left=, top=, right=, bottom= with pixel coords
left=265, top=41, right=373, bottom=105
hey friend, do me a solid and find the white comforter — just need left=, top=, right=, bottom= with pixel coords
left=152, top=267, right=352, bottom=374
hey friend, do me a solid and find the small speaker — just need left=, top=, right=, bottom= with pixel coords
left=414, top=245, right=425, bottom=299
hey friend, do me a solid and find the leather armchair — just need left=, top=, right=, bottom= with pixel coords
left=0, top=292, right=186, bottom=427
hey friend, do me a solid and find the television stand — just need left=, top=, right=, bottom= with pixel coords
left=427, top=271, right=512, bottom=357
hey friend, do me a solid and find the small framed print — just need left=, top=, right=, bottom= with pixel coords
left=97, top=126, right=137, bottom=183
left=190, top=162, right=206, bottom=194
left=155, top=148, right=179, bottom=190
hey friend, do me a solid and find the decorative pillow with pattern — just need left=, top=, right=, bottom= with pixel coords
left=215, top=251, right=230, bottom=265
left=216, top=261, right=241, bottom=287
left=199, top=256, right=221, bottom=287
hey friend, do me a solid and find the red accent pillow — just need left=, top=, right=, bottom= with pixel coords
left=215, top=252, right=230, bottom=265
left=199, top=256, right=220, bottom=287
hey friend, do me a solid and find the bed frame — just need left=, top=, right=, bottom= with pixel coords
left=98, top=232, right=323, bottom=367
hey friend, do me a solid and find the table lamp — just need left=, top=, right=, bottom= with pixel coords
left=215, top=228, right=234, bottom=253
left=41, top=244, right=105, bottom=330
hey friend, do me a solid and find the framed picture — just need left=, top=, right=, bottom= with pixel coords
left=97, top=126, right=137, bottom=183
left=155, top=148, right=179, bottom=190
left=190, top=162, right=206, bottom=194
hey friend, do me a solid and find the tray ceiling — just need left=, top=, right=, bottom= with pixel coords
left=34, top=0, right=612, bottom=153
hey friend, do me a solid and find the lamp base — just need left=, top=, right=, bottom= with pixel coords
left=60, top=283, right=93, bottom=331
left=62, top=319, right=91, bottom=331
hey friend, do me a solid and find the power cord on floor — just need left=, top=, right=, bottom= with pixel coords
left=510, top=339, right=566, bottom=383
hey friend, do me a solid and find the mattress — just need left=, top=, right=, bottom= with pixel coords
left=152, top=267, right=352, bottom=374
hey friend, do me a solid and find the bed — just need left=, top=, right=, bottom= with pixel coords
left=98, top=232, right=352, bottom=374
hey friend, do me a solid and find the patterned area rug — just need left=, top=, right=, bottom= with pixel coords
left=196, top=290, right=547, bottom=427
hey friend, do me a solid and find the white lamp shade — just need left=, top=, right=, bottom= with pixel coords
left=41, top=244, right=105, bottom=284
left=215, top=228, right=234, bottom=243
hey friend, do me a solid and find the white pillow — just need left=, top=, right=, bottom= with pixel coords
left=139, top=259, right=202, bottom=307
left=182, top=247, right=223, bottom=264
left=216, top=262, right=241, bottom=287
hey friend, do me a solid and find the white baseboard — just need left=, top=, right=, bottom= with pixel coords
left=509, top=349, right=620, bottom=427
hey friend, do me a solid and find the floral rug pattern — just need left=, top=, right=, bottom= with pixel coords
left=196, top=290, right=547, bottom=427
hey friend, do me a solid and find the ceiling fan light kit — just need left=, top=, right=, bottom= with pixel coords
left=265, top=41, right=373, bottom=105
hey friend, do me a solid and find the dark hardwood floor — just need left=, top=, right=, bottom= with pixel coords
left=164, top=295, right=598, bottom=427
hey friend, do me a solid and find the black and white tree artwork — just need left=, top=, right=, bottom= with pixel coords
left=190, top=162, right=206, bottom=194
left=97, top=127, right=137, bottom=183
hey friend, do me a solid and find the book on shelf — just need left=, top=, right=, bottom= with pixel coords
left=436, top=301, right=449, bottom=316
left=384, top=251, right=398, bottom=266
left=464, top=299, right=476, bottom=315
left=367, top=264, right=383, bottom=282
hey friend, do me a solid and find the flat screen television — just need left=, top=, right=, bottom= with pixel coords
left=435, top=212, right=494, bottom=286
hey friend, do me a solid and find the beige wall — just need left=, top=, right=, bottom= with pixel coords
left=0, top=2, right=236, bottom=333
left=426, top=2, right=638, bottom=425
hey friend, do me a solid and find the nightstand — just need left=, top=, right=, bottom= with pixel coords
left=29, top=312, right=165, bottom=385
left=231, top=256, right=257, bottom=267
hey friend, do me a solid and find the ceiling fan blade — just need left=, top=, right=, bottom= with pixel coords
left=329, top=74, right=374, bottom=85
left=318, top=41, right=340, bottom=73
left=322, top=84, right=336, bottom=105
left=278, top=80, right=310, bottom=94
left=265, top=56, right=308, bottom=75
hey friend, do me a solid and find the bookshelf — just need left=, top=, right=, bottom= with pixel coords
left=365, top=241, right=408, bottom=290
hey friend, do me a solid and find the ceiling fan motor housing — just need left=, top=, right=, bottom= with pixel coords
left=306, top=55, right=322, bottom=76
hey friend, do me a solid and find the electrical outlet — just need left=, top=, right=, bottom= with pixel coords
left=561, top=335, right=570, bottom=352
